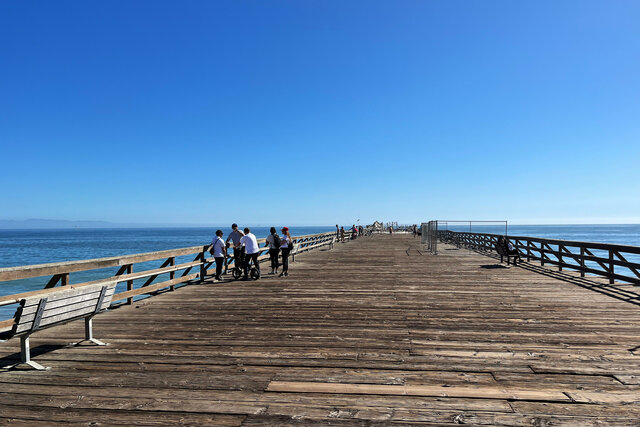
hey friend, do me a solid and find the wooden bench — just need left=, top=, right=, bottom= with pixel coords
left=1, top=282, right=116, bottom=370
left=496, top=241, right=521, bottom=265
left=290, top=242, right=300, bottom=262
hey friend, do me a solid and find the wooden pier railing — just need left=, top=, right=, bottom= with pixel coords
left=439, top=230, right=640, bottom=286
left=0, top=231, right=343, bottom=333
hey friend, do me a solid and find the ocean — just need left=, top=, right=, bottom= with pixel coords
left=1, top=225, right=639, bottom=321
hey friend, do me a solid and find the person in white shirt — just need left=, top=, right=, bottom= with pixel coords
left=210, top=229, right=226, bottom=281
left=239, top=227, right=260, bottom=280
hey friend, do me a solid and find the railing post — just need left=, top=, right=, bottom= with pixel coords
left=541, top=245, right=545, bottom=266
left=61, top=273, right=70, bottom=286
left=200, top=249, right=206, bottom=283
left=558, top=245, right=563, bottom=271
left=609, top=249, right=614, bottom=284
left=169, top=257, right=175, bottom=291
left=580, top=247, right=585, bottom=277
left=126, top=265, right=134, bottom=305
left=526, top=240, right=531, bottom=262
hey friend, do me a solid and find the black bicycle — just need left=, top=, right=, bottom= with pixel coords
left=232, top=264, right=243, bottom=280
left=231, top=251, right=244, bottom=279
left=232, top=255, right=260, bottom=281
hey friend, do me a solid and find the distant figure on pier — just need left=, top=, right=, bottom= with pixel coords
left=507, top=240, right=522, bottom=263
left=496, top=236, right=522, bottom=264
left=210, top=230, right=226, bottom=281
left=340, top=227, right=345, bottom=243
left=226, top=223, right=245, bottom=271
left=358, top=225, right=363, bottom=236
left=240, top=228, right=260, bottom=280
left=389, top=226, right=393, bottom=235
left=351, top=225, right=358, bottom=240
left=280, top=227, right=292, bottom=277
left=336, top=224, right=340, bottom=239
left=265, top=227, right=281, bottom=275
left=496, top=236, right=507, bottom=252
left=413, top=225, right=417, bottom=238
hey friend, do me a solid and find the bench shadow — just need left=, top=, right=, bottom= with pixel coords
left=0, top=344, right=65, bottom=371
left=467, top=248, right=640, bottom=307
left=480, top=264, right=509, bottom=269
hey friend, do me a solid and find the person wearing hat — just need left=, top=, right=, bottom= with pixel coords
left=226, top=223, right=245, bottom=272
left=279, top=227, right=293, bottom=277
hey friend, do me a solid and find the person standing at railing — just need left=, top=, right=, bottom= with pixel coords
left=226, top=223, right=245, bottom=272
left=279, top=227, right=292, bottom=277
left=264, top=227, right=281, bottom=275
left=210, top=230, right=226, bottom=281
left=336, top=224, right=340, bottom=240
left=340, top=226, right=345, bottom=243
left=240, top=227, right=260, bottom=280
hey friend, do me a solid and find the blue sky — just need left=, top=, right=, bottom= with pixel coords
left=1, top=1, right=639, bottom=226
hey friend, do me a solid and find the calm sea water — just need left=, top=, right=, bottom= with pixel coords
left=1, top=225, right=639, bottom=321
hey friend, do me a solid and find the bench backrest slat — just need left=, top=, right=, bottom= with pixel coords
left=19, top=287, right=112, bottom=313
left=30, top=298, right=48, bottom=332
left=12, top=282, right=116, bottom=336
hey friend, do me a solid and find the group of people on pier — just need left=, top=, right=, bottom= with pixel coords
left=335, top=224, right=365, bottom=242
left=210, top=224, right=293, bottom=282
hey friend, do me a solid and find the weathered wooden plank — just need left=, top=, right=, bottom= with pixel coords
left=266, top=381, right=571, bottom=402
left=0, top=404, right=246, bottom=426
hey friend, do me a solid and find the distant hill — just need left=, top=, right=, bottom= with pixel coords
left=0, top=219, right=127, bottom=229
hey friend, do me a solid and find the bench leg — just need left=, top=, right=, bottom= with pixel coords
left=22, top=336, right=48, bottom=370
left=2, top=336, right=49, bottom=370
left=82, top=317, right=107, bottom=346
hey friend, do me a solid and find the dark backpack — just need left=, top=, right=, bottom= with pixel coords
left=272, top=233, right=281, bottom=248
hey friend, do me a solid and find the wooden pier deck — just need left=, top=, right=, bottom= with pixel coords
left=1, top=234, right=640, bottom=425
